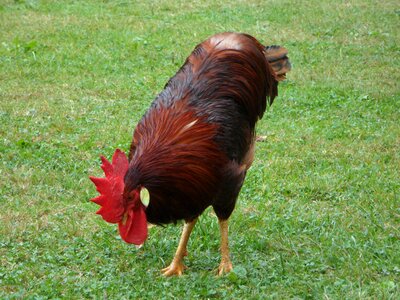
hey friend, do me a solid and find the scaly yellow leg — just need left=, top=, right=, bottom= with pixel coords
left=161, top=218, right=198, bottom=276
left=218, top=218, right=233, bottom=275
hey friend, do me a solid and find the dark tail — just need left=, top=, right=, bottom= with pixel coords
left=264, top=45, right=291, bottom=81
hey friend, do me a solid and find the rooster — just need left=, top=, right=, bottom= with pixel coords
left=90, top=32, right=290, bottom=276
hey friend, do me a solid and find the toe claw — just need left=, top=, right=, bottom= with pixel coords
left=161, top=262, right=187, bottom=276
left=218, top=260, right=233, bottom=276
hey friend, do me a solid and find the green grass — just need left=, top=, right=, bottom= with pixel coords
left=1, top=0, right=399, bottom=298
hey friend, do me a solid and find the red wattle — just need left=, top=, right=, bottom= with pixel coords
left=118, top=204, right=148, bottom=245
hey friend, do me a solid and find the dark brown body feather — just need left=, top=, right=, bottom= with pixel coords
left=125, top=32, right=290, bottom=225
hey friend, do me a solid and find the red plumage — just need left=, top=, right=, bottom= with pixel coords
left=90, top=32, right=290, bottom=275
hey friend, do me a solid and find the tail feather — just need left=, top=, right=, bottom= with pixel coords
left=264, top=45, right=291, bottom=81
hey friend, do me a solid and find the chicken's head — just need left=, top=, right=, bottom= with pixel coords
left=89, top=149, right=148, bottom=245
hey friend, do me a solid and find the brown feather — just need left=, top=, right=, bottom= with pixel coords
left=123, top=32, right=290, bottom=225
left=127, top=100, right=228, bottom=224
left=264, top=45, right=292, bottom=81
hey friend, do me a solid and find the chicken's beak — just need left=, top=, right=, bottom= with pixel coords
left=121, top=212, right=128, bottom=225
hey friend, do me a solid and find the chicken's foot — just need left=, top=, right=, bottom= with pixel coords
left=218, top=218, right=233, bottom=275
left=161, top=218, right=198, bottom=276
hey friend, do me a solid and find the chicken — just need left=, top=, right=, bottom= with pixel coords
left=90, top=32, right=290, bottom=276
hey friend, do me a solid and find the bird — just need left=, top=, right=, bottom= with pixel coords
left=90, top=32, right=290, bottom=276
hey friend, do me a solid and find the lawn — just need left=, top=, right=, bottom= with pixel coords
left=0, top=0, right=399, bottom=299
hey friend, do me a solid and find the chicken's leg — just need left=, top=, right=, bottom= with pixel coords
left=161, top=218, right=198, bottom=276
left=218, top=218, right=233, bottom=275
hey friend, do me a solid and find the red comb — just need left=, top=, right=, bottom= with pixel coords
left=89, top=149, right=129, bottom=223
